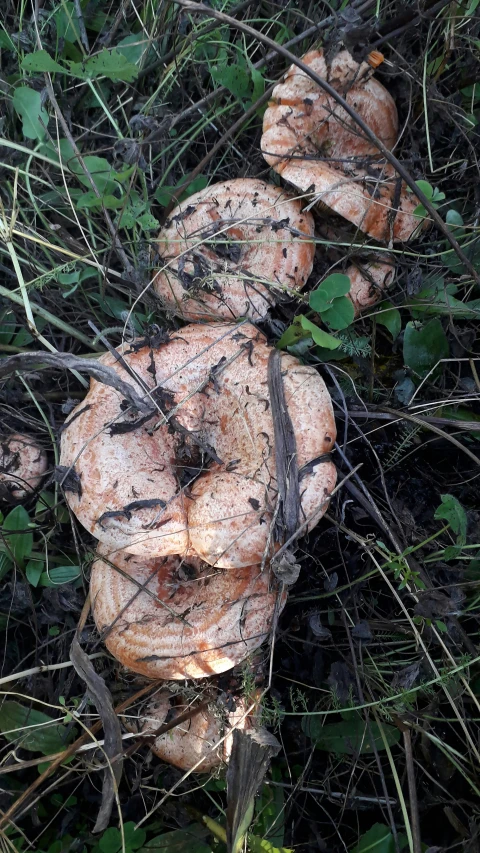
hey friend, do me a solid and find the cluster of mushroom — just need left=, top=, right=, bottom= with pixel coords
left=58, top=47, right=418, bottom=772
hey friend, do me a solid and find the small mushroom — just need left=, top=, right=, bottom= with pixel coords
left=261, top=49, right=419, bottom=242
left=154, top=178, right=316, bottom=321
left=60, top=322, right=337, bottom=567
left=0, top=433, right=48, bottom=500
left=124, top=688, right=255, bottom=772
left=90, top=546, right=287, bottom=679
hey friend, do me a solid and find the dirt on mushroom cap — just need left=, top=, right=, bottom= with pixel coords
left=261, top=49, right=419, bottom=242
left=91, top=546, right=286, bottom=679
left=0, top=433, right=48, bottom=500
left=60, top=322, right=337, bottom=567
left=153, top=178, right=316, bottom=321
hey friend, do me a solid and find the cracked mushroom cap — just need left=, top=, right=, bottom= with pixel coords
left=0, top=433, right=48, bottom=500
left=261, top=50, right=419, bottom=242
left=153, top=178, right=316, bottom=321
left=60, top=322, right=337, bottom=568
left=124, top=688, right=255, bottom=772
left=91, top=545, right=286, bottom=679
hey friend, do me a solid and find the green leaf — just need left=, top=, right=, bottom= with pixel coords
left=434, top=494, right=467, bottom=545
left=302, top=713, right=401, bottom=754
left=25, top=559, right=44, bottom=587
left=12, top=87, right=48, bottom=140
left=322, top=296, right=355, bottom=331
left=254, top=782, right=285, bottom=847
left=0, top=552, right=13, bottom=581
left=116, top=34, right=148, bottom=65
left=446, top=209, right=464, bottom=228
left=277, top=316, right=341, bottom=350
left=99, top=822, right=146, bottom=853
left=2, top=506, right=33, bottom=568
left=69, top=49, right=138, bottom=82
left=403, top=319, right=449, bottom=377
left=22, top=50, right=66, bottom=73
left=350, top=823, right=407, bottom=853
left=155, top=174, right=209, bottom=207
left=211, top=62, right=251, bottom=103
left=39, top=565, right=81, bottom=586
left=375, top=302, right=401, bottom=339
left=0, top=701, right=75, bottom=755
left=415, top=180, right=434, bottom=200
left=142, top=824, right=212, bottom=852
left=247, top=836, right=293, bottom=853
left=309, top=273, right=351, bottom=313
left=137, top=211, right=160, bottom=231
left=69, top=155, right=117, bottom=194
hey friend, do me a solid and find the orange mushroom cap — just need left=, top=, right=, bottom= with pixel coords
left=345, top=256, right=395, bottom=314
left=91, top=546, right=286, bottom=679
left=0, top=433, right=48, bottom=500
left=154, top=179, right=316, bottom=321
left=261, top=49, right=419, bottom=242
left=60, top=322, right=337, bottom=568
left=124, top=688, right=255, bottom=772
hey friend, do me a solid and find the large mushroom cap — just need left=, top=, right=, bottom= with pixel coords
left=124, top=689, right=254, bottom=772
left=0, top=433, right=48, bottom=500
left=261, top=50, right=419, bottom=242
left=154, top=178, right=316, bottom=321
left=91, top=546, right=286, bottom=679
left=60, top=322, right=337, bottom=567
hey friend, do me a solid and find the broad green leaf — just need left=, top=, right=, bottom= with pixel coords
left=403, top=319, right=449, bottom=377
left=137, top=211, right=160, bottom=231
left=302, top=713, right=400, bottom=754
left=54, top=1, right=81, bottom=43
left=247, top=836, right=293, bottom=853
left=446, top=209, right=464, bottom=228
left=116, top=34, right=148, bottom=65
left=309, top=273, right=351, bottom=313
left=142, top=823, right=212, bottom=852
left=69, top=49, right=139, bottom=82
left=250, top=65, right=265, bottom=104
left=277, top=316, right=341, bottom=350
left=211, top=62, right=251, bottom=102
left=25, top=558, right=44, bottom=587
left=254, top=781, right=285, bottom=847
left=99, top=822, right=146, bottom=853
left=350, top=823, right=408, bottom=853
left=375, top=302, right=401, bottom=339
left=39, top=565, right=81, bottom=586
left=155, top=174, right=208, bottom=207
left=0, top=552, right=12, bottom=581
left=2, top=505, right=33, bottom=568
left=0, top=30, right=15, bottom=50
left=22, top=50, right=65, bottom=73
left=414, top=179, right=434, bottom=200
left=434, top=494, right=467, bottom=544
left=322, top=296, right=355, bottom=331
left=0, top=701, right=74, bottom=754
left=69, top=155, right=117, bottom=194
left=76, top=191, right=124, bottom=210
left=13, top=87, right=48, bottom=140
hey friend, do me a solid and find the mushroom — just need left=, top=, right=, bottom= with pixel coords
left=153, top=178, right=316, bottom=321
left=0, top=433, right=48, bottom=500
left=124, top=688, right=255, bottom=772
left=90, top=546, right=286, bottom=679
left=261, top=49, right=419, bottom=242
left=345, top=256, right=395, bottom=314
left=60, top=322, right=337, bottom=568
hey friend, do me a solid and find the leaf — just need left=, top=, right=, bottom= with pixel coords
left=99, top=822, right=145, bottom=853
left=322, top=296, right=355, bottom=331
left=414, top=179, right=434, bottom=200
left=211, top=62, right=251, bottom=102
left=137, top=211, right=160, bottom=231
left=22, top=50, right=66, bottom=73
left=277, top=316, right=341, bottom=351
left=13, top=87, right=48, bottom=140
left=155, top=174, right=209, bottom=207
left=403, top=319, right=449, bottom=377
left=0, top=701, right=75, bottom=755
left=2, top=506, right=33, bottom=568
left=25, top=558, right=44, bottom=587
left=0, top=552, right=12, bottom=581
left=69, top=49, right=139, bottom=82
left=350, top=823, right=407, bottom=853
left=434, top=494, right=467, bottom=545
left=302, top=713, right=401, bottom=754
left=69, top=155, right=117, bottom=194
left=254, top=781, right=285, bottom=847
left=142, top=824, right=212, bottom=852
left=247, top=836, right=293, bottom=853
left=376, top=302, right=401, bottom=339
left=116, top=34, right=148, bottom=65
left=39, top=565, right=81, bottom=586
left=309, top=273, right=351, bottom=313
